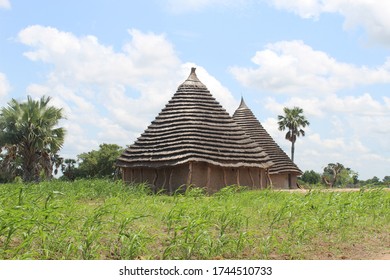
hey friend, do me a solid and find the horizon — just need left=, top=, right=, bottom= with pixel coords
left=1, top=0, right=389, bottom=180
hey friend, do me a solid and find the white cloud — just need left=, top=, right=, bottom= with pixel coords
left=165, top=0, right=250, bottom=13
left=259, top=93, right=390, bottom=179
left=298, top=131, right=389, bottom=180
left=0, top=0, right=10, bottom=9
left=230, top=40, right=390, bottom=94
left=265, top=93, right=389, bottom=119
left=264, top=92, right=390, bottom=148
left=265, top=96, right=324, bottom=117
left=166, top=0, right=221, bottom=13
left=180, top=63, right=238, bottom=113
left=268, top=0, right=323, bottom=18
left=330, top=93, right=386, bottom=115
left=307, top=133, right=370, bottom=154
left=268, top=0, right=390, bottom=45
left=0, top=72, right=11, bottom=99
left=261, top=117, right=388, bottom=180
left=61, top=122, right=99, bottom=157
left=18, top=25, right=237, bottom=158
left=19, top=26, right=182, bottom=86
left=302, top=134, right=358, bottom=169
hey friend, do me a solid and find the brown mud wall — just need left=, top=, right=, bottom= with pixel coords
left=122, top=162, right=270, bottom=193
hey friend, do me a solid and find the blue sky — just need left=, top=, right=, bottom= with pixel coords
left=0, top=0, right=389, bottom=180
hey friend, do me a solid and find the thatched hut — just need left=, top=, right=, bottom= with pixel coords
left=232, top=98, right=302, bottom=188
left=116, top=68, right=273, bottom=193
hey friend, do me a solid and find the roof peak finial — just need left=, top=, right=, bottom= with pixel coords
left=179, top=66, right=206, bottom=88
left=187, top=67, right=199, bottom=81
left=238, top=96, right=249, bottom=109
left=185, top=67, right=201, bottom=83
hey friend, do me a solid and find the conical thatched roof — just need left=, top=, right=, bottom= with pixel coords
left=117, top=68, right=273, bottom=169
left=232, top=98, right=302, bottom=175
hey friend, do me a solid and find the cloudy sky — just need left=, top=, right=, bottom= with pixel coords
left=0, top=0, right=389, bottom=180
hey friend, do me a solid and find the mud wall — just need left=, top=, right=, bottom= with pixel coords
left=270, top=173, right=299, bottom=189
left=122, top=163, right=270, bottom=193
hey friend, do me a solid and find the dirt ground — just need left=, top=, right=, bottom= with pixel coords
left=375, top=252, right=390, bottom=260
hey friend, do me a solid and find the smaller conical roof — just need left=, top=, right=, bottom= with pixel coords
left=233, top=98, right=302, bottom=175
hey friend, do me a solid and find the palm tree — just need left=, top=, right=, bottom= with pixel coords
left=0, top=96, right=65, bottom=182
left=277, top=106, right=309, bottom=163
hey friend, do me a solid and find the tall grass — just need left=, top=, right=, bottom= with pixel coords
left=0, top=180, right=388, bottom=259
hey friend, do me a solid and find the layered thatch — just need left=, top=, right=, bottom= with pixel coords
left=117, top=68, right=273, bottom=170
left=232, top=98, right=302, bottom=176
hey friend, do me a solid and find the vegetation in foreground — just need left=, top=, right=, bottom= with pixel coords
left=0, top=180, right=388, bottom=260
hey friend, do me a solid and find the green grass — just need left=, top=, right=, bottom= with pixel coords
left=0, top=180, right=389, bottom=260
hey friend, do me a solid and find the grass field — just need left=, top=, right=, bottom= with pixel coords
left=0, top=180, right=389, bottom=260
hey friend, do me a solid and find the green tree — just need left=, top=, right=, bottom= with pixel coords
left=322, top=163, right=343, bottom=188
left=77, top=143, right=124, bottom=178
left=300, top=170, right=321, bottom=184
left=362, top=176, right=381, bottom=186
left=383, top=176, right=390, bottom=184
left=322, top=163, right=357, bottom=188
left=338, top=168, right=356, bottom=186
left=0, top=144, right=21, bottom=182
left=0, top=96, right=65, bottom=182
left=277, top=107, right=309, bottom=162
left=61, top=158, right=77, bottom=181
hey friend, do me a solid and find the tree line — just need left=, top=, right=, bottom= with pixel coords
left=60, top=143, right=123, bottom=181
left=300, top=164, right=389, bottom=188
left=1, top=95, right=388, bottom=186
left=0, top=95, right=123, bottom=183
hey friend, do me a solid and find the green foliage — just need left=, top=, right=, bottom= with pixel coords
left=0, top=96, right=65, bottom=182
left=213, top=185, right=247, bottom=198
left=61, top=158, right=77, bottom=181
left=300, top=170, right=321, bottom=184
left=0, top=180, right=388, bottom=260
left=75, top=143, right=124, bottom=179
left=383, top=176, right=390, bottom=187
left=322, top=163, right=358, bottom=188
left=359, top=176, right=386, bottom=187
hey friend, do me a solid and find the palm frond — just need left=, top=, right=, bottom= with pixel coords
left=0, top=95, right=66, bottom=182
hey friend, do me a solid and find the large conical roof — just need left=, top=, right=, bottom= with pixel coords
left=233, top=98, right=302, bottom=175
left=117, top=68, right=273, bottom=169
